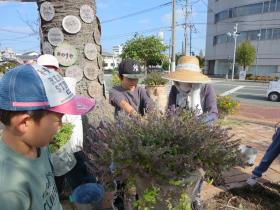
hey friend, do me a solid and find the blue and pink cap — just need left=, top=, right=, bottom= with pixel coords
left=0, top=64, right=95, bottom=115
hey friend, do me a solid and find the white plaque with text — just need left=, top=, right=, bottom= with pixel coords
left=84, top=43, right=97, bottom=61
left=48, top=27, right=64, bottom=46
left=80, top=5, right=95, bottom=24
left=62, top=15, right=82, bottom=34
left=40, top=2, right=55, bottom=22
left=54, top=43, right=78, bottom=66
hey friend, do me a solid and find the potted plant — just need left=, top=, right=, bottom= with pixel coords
left=94, top=109, right=243, bottom=209
left=143, top=72, right=169, bottom=111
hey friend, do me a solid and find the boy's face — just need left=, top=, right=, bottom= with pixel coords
left=121, top=76, right=138, bottom=91
left=26, top=111, right=63, bottom=147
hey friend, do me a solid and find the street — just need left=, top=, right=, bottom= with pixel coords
left=212, top=79, right=280, bottom=107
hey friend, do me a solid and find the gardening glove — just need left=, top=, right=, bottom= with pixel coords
left=189, top=84, right=203, bottom=116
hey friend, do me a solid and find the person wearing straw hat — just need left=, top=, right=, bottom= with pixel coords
left=164, top=55, right=218, bottom=122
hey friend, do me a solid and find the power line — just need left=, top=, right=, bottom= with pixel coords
left=0, top=27, right=34, bottom=35
left=101, top=0, right=184, bottom=24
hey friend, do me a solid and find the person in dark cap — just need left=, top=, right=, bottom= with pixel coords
left=109, top=58, right=154, bottom=116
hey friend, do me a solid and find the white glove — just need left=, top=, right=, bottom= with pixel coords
left=189, top=84, right=203, bottom=116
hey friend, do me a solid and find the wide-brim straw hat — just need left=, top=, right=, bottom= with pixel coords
left=163, top=56, right=211, bottom=83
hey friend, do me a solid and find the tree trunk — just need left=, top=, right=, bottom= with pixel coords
left=37, top=0, right=113, bottom=126
left=37, top=0, right=114, bottom=182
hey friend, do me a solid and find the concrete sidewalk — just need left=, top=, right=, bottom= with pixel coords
left=229, top=103, right=280, bottom=126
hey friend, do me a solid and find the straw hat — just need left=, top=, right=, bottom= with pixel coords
left=163, top=56, right=210, bottom=83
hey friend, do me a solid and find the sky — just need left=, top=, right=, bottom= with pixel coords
left=0, top=0, right=208, bottom=55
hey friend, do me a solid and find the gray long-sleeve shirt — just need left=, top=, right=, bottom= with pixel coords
left=109, top=86, right=155, bottom=116
left=168, top=84, right=218, bottom=121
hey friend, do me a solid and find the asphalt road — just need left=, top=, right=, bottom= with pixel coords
left=212, top=79, right=280, bottom=107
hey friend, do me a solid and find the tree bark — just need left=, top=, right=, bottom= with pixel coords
left=37, top=0, right=114, bottom=182
left=37, top=0, right=113, bottom=125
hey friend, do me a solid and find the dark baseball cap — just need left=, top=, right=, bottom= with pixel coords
left=118, top=58, right=144, bottom=79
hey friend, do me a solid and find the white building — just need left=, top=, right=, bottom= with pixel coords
left=1, top=48, right=16, bottom=61
left=102, top=51, right=122, bottom=71
left=205, top=0, right=280, bottom=77
left=112, top=45, right=123, bottom=56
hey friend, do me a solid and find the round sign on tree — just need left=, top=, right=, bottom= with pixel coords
left=42, top=41, right=53, bottom=55
left=80, top=5, right=95, bottom=24
left=54, top=43, right=78, bottom=66
left=84, top=63, right=98, bottom=80
left=40, top=2, right=55, bottom=22
left=65, top=65, right=84, bottom=82
left=48, top=27, right=64, bottom=46
left=93, top=27, right=101, bottom=46
left=62, top=15, right=82, bottom=34
left=97, top=54, right=103, bottom=69
left=98, top=73, right=105, bottom=85
left=84, top=43, right=97, bottom=60
left=87, top=81, right=101, bottom=98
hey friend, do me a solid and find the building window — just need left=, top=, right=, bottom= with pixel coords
left=263, top=1, right=270, bottom=13
left=271, top=0, right=277, bottom=11
left=215, top=10, right=229, bottom=22
left=213, top=27, right=280, bottom=46
left=266, top=29, right=273, bottom=40
left=215, top=1, right=279, bottom=23
left=273, top=28, right=280, bottom=39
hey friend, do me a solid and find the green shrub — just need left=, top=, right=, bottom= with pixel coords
left=49, top=123, right=74, bottom=153
left=245, top=73, right=253, bottom=78
left=143, top=72, right=168, bottom=86
left=112, top=72, right=121, bottom=87
left=0, top=61, right=19, bottom=73
left=247, top=76, right=255, bottom=80
left=217, top=96, right=240, bottom=118
left=94, top=109, right=243, bottom=204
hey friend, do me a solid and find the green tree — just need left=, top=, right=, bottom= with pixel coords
left=121, top=34, right=168, bottom=68
left=236, top=41, right=256, bottom=71
left=0, top=61, right=19, bottom=73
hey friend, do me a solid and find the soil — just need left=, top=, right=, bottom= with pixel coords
left=204, top=182, right=280, bottom=210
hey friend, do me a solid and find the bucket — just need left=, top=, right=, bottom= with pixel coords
left=239, top=145, right=258, bottom=165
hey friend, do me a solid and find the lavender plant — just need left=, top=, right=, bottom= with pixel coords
left=91, top=109, right=242, bottom=185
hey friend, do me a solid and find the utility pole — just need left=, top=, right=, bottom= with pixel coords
left=171, top=0, right=176, bottom=72
left=231, top=23, right=238, bottom=80
left=189, top=25, right=192, bottom=55
left=227, top=23, right=239, bottom=80
left=189, top=24, right=196, bottom=56
left=183, top=0, right=188, bottom=55
left=255, top=32, right=261, bottom=77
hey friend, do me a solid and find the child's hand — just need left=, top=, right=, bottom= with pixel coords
left=119, top=100, right=138, bottom=116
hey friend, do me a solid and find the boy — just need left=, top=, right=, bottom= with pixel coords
left=109, top=58, right=154, bottom=116
left=0, top=64, right=95, bottom=210
left=37, top=54, right=96, bottom=196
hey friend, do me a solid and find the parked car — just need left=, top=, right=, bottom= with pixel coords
left=267, top=80, right=280, bottom=101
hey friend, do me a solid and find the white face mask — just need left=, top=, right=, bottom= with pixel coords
left=174, top=81, right=192, bottom=93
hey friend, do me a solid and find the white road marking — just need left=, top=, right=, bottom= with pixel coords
left=220, top=85, right=245, bottom=96
left=234, top=92, right=265, bottom=96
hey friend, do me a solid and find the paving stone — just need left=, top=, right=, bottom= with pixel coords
left=224, top=174, right=249, bottom=184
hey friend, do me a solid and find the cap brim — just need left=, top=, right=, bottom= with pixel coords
left=122, top=74, right=144, bottom=79
left=48, top=95, right=96, bottom=115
